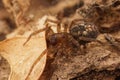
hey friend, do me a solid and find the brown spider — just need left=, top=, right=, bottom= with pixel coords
left=24, top=18, right=101, bottom=57
left=23, top=18, right=102, bottom=80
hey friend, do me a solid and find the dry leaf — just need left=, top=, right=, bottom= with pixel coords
left=0, top=36, right=47, bottom=80
left=0, top=16, right=49, bottom=80
left=0, top=15, right=58, bottom=80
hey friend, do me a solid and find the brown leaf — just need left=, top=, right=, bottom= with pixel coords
left=0, top=37, right=47, bottom=80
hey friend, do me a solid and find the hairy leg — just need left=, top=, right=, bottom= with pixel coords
left=16, top=11, right=23, bottom=26
left=45, top=18, right=61, bottom=33
left=23, top=18, right=58, bottom=45
left=25, top=49, right=47, bottom=80
left=79, top=37, right=103, bottom=45
left=23, top=27, right=47, bottom=45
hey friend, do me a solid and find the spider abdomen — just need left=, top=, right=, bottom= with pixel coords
left=70, top=23, right=99, bottom=45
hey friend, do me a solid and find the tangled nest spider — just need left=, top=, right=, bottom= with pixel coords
left=23, top=18, right=102, bottom=57
left=23, top=17, right=105, bottom=80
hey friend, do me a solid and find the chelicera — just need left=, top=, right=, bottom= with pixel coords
left=24, top=18, right=101, bottom=57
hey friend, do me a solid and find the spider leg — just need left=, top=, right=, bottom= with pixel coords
left=68, top=34, right=80, bottom=47
left=24, top=18, right=58, bottom=46
left=25, top=49, right=47, bottom=80
left=16, top=11, right=23, bottom=26
left=23, top=27, right=47, bottom=45
left=79, top=37, right=103, bottom=45
left=63, top=23, right=68, bottom=32
left=45, top=18, right=61, bottom=33
left=78, top=37, right=103, bottom=54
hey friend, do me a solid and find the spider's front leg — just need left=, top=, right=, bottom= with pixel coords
left=23, top=18, right=58, bottom=45
left=45, top=18, right=62, bottom=33
left=23, top=27, right=47, bottom=45
left=79, top=37, right=102, bottom=43
left=79, top=36, right=104, bottom=47
left=68, top=34, right=80, bottom=47
left=16, top=11, right=23, bottom=26
left=23, top=16, right=65, bottom=46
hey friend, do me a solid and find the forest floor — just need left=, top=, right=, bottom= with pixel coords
left=0, top=0, right=120, bottom=80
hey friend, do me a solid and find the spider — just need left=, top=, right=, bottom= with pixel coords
left=23, top=18, right=101, bottom=57
left=23, top=18, right=102, bottom=80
